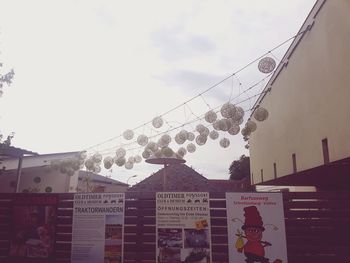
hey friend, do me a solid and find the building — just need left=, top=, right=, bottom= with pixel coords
left=249, top=0, right=350, bottom=189
left=128, top=163, right=250, bottom=192
left=77, top=170, right=128, bottom=193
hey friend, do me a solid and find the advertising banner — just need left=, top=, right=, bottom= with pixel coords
left=71, top=193, right=124, bottom=263
left=226, top=193, right=287, bottom=263
left=156, top=192, right=211, bottom=263
left=9, top=194, right=58, bottom=259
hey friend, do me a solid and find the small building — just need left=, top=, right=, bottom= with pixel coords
left=77, top=170, right=129, bottom=193
left=128, top=163, right=250, bottom=192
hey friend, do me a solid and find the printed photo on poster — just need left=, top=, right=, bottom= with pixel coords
left=156, top=192, right=211, bottom=263
left=9, top=195, right=58, bottom=259
left=226, top=193, right=287, bottom=263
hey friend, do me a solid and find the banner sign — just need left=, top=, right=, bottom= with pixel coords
left=9, top=194, right=58, bottom=259
left=226, top=193, right=287, bottom=263
left=71, top=193, right=124, bottom=263
left=156, top=192, right=211, bottom=263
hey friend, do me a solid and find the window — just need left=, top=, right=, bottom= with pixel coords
left=292, top=153, right=297, bottom=173
left=322, top=138, right=330, bottom=164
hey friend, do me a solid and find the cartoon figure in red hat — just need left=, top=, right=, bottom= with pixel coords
left=235, top=206, right=281, bottom=263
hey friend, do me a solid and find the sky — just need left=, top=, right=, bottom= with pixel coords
left=0, top=0, right=316, bottom=185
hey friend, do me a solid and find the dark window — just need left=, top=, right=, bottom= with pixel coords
left=273, top=163, right=277, bottom=179
left=322, top=138, right=330, bottom=164
left=260, top=169, right=264, bottom=182
left=292, top=153, right=297, bottom=173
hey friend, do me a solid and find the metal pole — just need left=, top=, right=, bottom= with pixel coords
left=163, top=164, right=167, bottom=191
left=15, top=155, right=23, bottom=193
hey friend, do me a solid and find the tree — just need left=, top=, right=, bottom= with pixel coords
left=229, top=155, right=250, bottom=180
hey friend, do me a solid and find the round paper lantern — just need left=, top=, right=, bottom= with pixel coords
left=187, top=132, right=195, bottom=141
left=179, top=130, right=188, bottom=141
left=94, top=164, right=101, bottom=173
left=187, top=143, right=196, bottom=153
left=232, top=106, right=245, bottom=121
left=161, top=147, right=174, bottom=157
left=160, top=134, right=171, bottom=146
left=103, top=156, right=114, bottom=169
left=116, top=148, right=126, bottom=159
left=154, top=150, right=162, bottom=158
left=175, top=134, right=186, bottom=145
left=177, top=147, right=187, bottom=158
left=221, top=119, right=230, bottom=132
left=241, top=127, right=252, bottom=137
left=245, top=120, right=257, bottom=132
left=220, top=103, right=236, bottom=118
left=128, top=156, right=135, bottom=164
left=209, top=130, right=219, bottom=140
left=228, top=124, right=240, bottom=135
left=145, top=141, right=158, bottom=152
left=196, top=124, right=206, bottom=134
left=201, top=127, right=210, bottom=136
left=79, top=151, right=87, bottom=160
left=219, top=138, right=230, bottom=148
left=115, top=157, right=126, bottom=167
left=142, top=150, right=151, bottom=159
left=254, top=107, right=269, bottom=121
left=134, top=155, right=142, bottom=163
left=213, top=120, right=221, bottom=131
left=237, top=117, right=244, bottom=125
left=84, top=158, right=94, bottom=170
left=152, top=116, right=163, bottom=128
left=204, top=110, right=217, bottom=123
left=137, top=135, right=148, bottom=146
left=258, top=57, right=276, bottom=73
left=92, top=153, right=102, bottom=163
left=123, top=129, right=134, bottom=140
left=196, top=135, right=207, bottom=146
left=125, top=161, right=134, bottom=170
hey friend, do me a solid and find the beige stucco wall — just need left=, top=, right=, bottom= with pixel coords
left=249, top=0, right=350, bottom=184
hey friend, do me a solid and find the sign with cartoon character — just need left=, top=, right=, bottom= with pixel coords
left=71, top=193, right=125, bottom=263
left=226, top=193, right=287, bottom=263
left=156, top=192, right=211, bottom=263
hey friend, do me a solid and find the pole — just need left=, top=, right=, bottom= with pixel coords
left=163, top=164, right=167, bottom=191
left=15, top=155, right=23, bottom=193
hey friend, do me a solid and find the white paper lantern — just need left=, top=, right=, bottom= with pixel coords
left=196, top=124, right=206, bottom=134
left=123, top=129, right=134, bottom=140
left=137, top=135, right=148, bottom=146
left=103, top=156, right=114, bottom=169
left=209, top=130, right=219, bottom=140
left=84, top=158, right=94, bottom=170
left=221, top=119, right=230, bottom=132
left=79, top=151, right=87, bottom=160
left=134, top=155, right=142, bottom=163
left=128, top=156, right=135, bottom=164
left=116, top=148, right=126, bottom=159
left=175, top=134, right=186, bottom=145
left=201, top=127, right=210, bottom=136
left=158, top=134, right=171, bottom=147
left=254, top=107, right=269, bottom=121
left=152, top=116, right=163, bottom=128
left=177, top=147, right=187, bottom=157
left=232, top=106, right=244, bottom=120
left=187, top=143, right=196, bottom=153
left=196, top=135, right=207, bottom=146
left=258, top=57, right=276, bottom=73
left=219, top=138, right=230, bottom=148
left=246, top=120, right=257, bottom=132
left=204, top=110, right=217, bottom=123
left=220, top=103, right=236, bottom=118
left=237, top=117, right=244, bottom=125
left=94, top=164, right=101, bottom=173
left=145, top=141, right=158, bottom=152
left=213, top=120, right=221, bottom=131
left=92, top=153, right=102, bottom=163
left=161, top=147, right=174, bottom=157
left=115, top=157, right=126, bottom=167
left=125, top=161, right=134, bottom=170
left=228, top=124, right=240, bottom=135
left=187, top=132, right=195, bottom=141
left=179, top=130, right=188, bottom=141
left=241, top=127, right=252, bottom=137
left=142, top=150, right=151, bottom=159
left=154, top=150, right=162, bottom=158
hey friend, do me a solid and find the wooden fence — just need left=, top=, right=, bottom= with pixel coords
left=1, top=191, right=349, bottom=263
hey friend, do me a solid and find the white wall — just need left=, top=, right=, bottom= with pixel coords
left=249, top=0, right=350, bottom=184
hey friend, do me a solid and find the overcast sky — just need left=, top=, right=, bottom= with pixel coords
left=0, top=0, right=316, bottom=184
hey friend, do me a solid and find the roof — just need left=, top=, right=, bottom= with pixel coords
left=0, top=145, right=38, bottom=159
left=78, top=170, right=128, bottom=186
left=251, top=0, right=326, bottom=115
left=128, top=164, right=250, bottom=192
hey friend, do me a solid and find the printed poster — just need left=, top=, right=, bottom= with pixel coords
left=9, top=194, right=58, bottom=259
left=156, top=192, right=211, bottom=263
left=226, top=193, right=287, bottom=263
left=71, top=193, right=124, bottom=263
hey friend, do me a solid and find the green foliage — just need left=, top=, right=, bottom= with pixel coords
left=0, top=132, right=15, bottom=147
left=229, top=155, right=250, bottom=180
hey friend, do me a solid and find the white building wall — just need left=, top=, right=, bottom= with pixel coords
left=249, top=0, right=350, bottom=184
